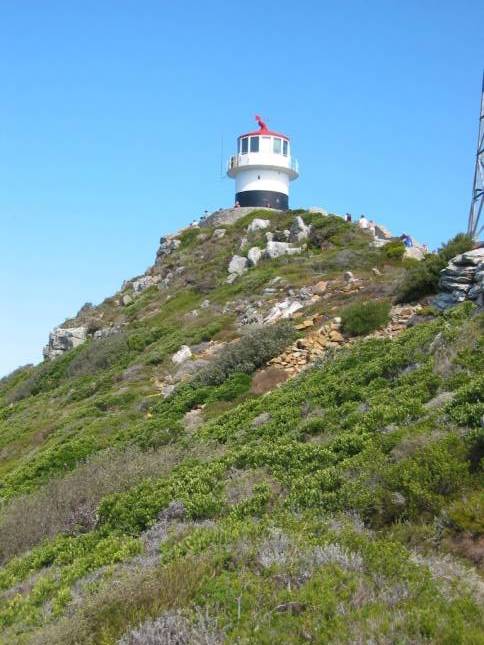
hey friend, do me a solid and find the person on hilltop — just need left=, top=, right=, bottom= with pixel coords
left=345, top=213, right=352, bottom=223
left=358, top=214, right=369, bottom=229
left=401, top=233, right=413, bottom=248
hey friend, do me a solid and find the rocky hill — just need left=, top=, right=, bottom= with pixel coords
left=0, top=208, right=482, bottom=644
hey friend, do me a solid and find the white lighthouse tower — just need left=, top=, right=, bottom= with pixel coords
left=227, top=115, right=299, bottom=211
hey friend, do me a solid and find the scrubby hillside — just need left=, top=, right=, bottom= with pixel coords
left=0, top=209, right=482, bottom=644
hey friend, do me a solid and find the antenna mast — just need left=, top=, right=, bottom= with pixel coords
left=467, top=72, right=484, bottom=239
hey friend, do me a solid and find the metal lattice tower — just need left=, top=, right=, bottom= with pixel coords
left=467, top=72, right=484, bottom=240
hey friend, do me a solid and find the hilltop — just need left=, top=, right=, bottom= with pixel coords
left=0, top=208, right=482, bottom=644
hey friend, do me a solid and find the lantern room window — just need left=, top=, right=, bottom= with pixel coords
left=250, top=136, right=259, bottom=153
left=240, top=137, right=248, bottom=154
left=273, top=138, right=282, bottom=154
left=283, top=140, right=288, bottom=156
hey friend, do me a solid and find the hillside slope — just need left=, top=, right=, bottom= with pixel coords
left=0, top=209, right=482, bottom=644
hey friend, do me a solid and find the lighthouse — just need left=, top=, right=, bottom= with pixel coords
left=227, top=116, right=299, bottom=211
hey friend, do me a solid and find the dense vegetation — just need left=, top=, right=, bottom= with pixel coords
left=0, top=211, right=481, bottom=644
left=396, top=233, right=474, bottom=303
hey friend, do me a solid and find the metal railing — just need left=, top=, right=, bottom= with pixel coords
left=227, top=155, right=299, bottom=173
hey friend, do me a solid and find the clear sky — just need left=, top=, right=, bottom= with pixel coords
left=1, top=0, right=483, bottom=377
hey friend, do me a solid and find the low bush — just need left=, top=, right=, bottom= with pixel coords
left=196, top=321, right=296, bottom=386
left=67, top=333, right=131, bottom=377
left=0, top=447, right=181, bottom=562
left=395, top=233, right=474, bottom=303
left=341, top=300, right=391, bottom=336
left=383, top=240, right=406, bottom=261
left=209, top=373, right=251, bottom=401
left=7, top=349, right=82, bottom=402
left=308, top=215, right=353, bottom=249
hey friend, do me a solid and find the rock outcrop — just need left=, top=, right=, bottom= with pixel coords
left=227, top=255, right=249, bottom=282
left=434, top=248, right=484, bottom=310
left=171, top=345, right=192, bottom=365
left=155, top=235, right=181, bottom=264
left=248, top=218, right=271, bottom=233
left=200, top=207, right=280, bottom=228
left=247, top=247, right=263, bottom=267
left=43, top=326, right=88, bottom=360
left=132, top=275, right=159, bottom=293
left=264, top=241, right=302, bottom=259
left=288, top=216, right=311, bottom=243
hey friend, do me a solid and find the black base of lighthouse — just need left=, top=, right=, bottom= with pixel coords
left=235, top=190, right=288, bottom=211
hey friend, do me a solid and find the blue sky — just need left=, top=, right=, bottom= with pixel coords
left=1, top=0, right=483, bottom=377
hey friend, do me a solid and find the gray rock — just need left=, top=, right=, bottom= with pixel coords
left=264, top=241, right=302, bottom=259
left=171, top=345, right=192, bottom=365
left=264, top=298, right=303, bottom=323
left=212, top=228, right=226, bottom=239
left=289, top=216, right=311, bottom=243
left=404, top=247, right=425, bottom=261
left=43, top=326, right=88, bottom=360
left=200, top=207, right=274, bottom=228
left=161, top=383, right=176, bottom=398
left=252, top=412, right=271, bottom=427
left=343, top=271, right=355, bottom=283
left=122, top=294, right=133, bottom=306
left=93, top=324, right=124, bottom=340
left=228, top=254, right=249, bottom=276
left=239, top=305, right=264, bottom=326
left=435, top=250, right=484, bottom=309
left=247, top=246, right=263, bottom=267
left=248, top=218, right=271, bottom=233
left=452, top=248, right=484, bottom=266
left=132, top=275, right=156, bottom=293
left=155, top=235, right=181, bottom=263
left=121, top=364, right=144, bottom=382
left=424, top=391, right=455, bottom=409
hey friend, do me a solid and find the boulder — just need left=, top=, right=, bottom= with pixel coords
left=43, top=326, right=88, bottom=360
left=122, top=294, right=133, bottom=306
left=132, top=275, right=156, bottom=293
left=404, top=247, right=425, bottom=261
left=343, top=271, right=355, bottom=283
left=93, top=324, right=124, bottom=340
left=248, top=218, right=271, bottom=233
left=288, top=216, right=311, bottom=243
left=265, top=299, right=303, bottom=323
left=247, top=246, right=263, bottom=267
left=155, top=235, right=180, bottom=263
left=434, top=248, right=484, bottom=309
left=239, top=305, right=264, bottom=326
left=264, top=241, right=302, bottom=259
left=228, top=255, right=249, bottom=276
left=312, top=280, right=327, bottom=295
left=171, top=345, right=192, bottom=365
left=212, top=228, right=226, bottom=239
left=452, top=248, right=484, bottom=266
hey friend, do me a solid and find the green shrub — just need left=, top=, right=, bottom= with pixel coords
left=210, top=373, right=251, bottom=401
left=196, top=321, right=296, bottom=386
left=308, top=215, right=352, bottom=249
left=395, top=233, right=474, bottom=303
left=383, top=240, right=406, bottom=261
left=439, top=233, right=474, bottom=262
left=7, top=349, right=83, bottom=402
left=341, top=300, right=391, bottom=336
left=67, top=334, right=130, bottom=377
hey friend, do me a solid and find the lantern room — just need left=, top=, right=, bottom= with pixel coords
left=227, top=116, right=299, bottom=211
